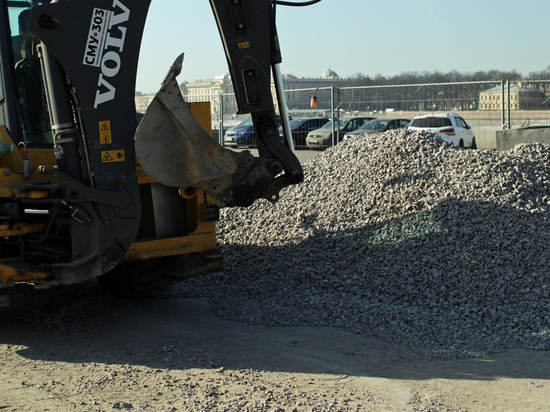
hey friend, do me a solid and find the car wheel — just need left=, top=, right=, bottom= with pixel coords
left=470, top=137, right=477, bottom=150
left=458, top=139, right=464, bottom=149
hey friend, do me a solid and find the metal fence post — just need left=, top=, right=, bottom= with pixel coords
left=330, top=85, right=335, bottom=147
left=219, top=91, right=224, bottom=145
left=507, top=79, right=511, bottom=128
left=501, top=79, right=505, bottom=127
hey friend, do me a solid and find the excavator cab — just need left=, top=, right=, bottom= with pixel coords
left=0, top=0, right=306, bottom=302
left=2, top=1, right=51, bottom=148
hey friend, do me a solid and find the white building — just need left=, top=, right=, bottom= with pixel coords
left=135, top=69, right=350, bottom=123
left=180, top=69, right=349, bottom=118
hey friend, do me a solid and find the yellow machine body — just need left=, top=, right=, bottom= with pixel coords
left=0, top=102, right=220, bottom=290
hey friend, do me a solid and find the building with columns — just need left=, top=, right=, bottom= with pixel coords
left=479, top=84, right=547, bottom=111
left=178, top=68, right=350, bottom=121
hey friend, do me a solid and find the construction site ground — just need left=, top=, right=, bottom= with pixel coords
left=1, top=283, right=550, bottom=411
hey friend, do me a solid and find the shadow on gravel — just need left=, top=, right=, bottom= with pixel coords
left=1, top=198, right=550, bottom=382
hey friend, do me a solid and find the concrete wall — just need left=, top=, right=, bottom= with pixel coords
left=495, top=128, right=550, bottom=151
left=474, top=128, right=497, bottom=150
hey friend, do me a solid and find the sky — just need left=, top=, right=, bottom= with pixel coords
left=136, top=0, right=549, bottom=94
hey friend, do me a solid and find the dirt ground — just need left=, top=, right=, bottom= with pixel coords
left=1, top=283, right=550, bottom=411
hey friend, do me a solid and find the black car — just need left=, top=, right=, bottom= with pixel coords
left=280, top=117, right=329, bottom=148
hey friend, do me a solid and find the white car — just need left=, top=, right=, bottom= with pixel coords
left=408, top=113, right=476, bottom=149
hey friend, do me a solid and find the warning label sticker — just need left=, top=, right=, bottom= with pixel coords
left=101, top=150, right=125, bottom=163
left=99, top=121, right=112, bottom=144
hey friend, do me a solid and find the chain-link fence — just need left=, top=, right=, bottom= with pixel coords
left=135, top=79, right=550, bottom=163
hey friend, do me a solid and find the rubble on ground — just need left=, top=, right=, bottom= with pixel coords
left=173, top=129, right=550, bottom=359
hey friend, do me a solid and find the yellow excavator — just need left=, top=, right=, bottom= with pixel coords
left=0, top=0, right=320, bottom=305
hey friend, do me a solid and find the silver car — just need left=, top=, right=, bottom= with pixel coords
left=306, top=117, right=375, bottom=149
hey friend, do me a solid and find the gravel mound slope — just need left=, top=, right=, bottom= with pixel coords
left=174, top=129, right=550, bottom=359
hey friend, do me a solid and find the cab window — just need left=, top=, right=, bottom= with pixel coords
left=7, top=1, right=52, bottom=147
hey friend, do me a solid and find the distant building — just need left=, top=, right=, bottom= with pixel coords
left=179, top=68, right=350, bottom=119
left=135, top=95, right=154, bottom=113
left=479, top=84, right=547, bottom=110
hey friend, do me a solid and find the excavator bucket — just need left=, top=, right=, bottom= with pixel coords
left=135, top=54, right=238, bottom=188
left=135, top=55, right=288, bottom=208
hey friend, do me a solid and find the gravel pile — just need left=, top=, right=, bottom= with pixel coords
left=173, top=129, right=550, bottom=359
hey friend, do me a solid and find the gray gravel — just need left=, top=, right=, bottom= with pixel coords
left=172, top=129, right=550, bottom=359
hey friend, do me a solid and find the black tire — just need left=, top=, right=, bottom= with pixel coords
left=458, top=139, right=464, bottom=149
left=470, top=137, right=477, bottom=150
left=97, top=256, right=176, bottom=298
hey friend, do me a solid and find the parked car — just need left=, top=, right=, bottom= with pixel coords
left=306, top=117, right=375, bottom=149
left=224, top=116, right=290, bottom=147
left=343, top=118, right=410, bottom=140
left=279, top=117, right=329, bottom=148
left=407, top=113, right=476, bottom=149
left=223, top=117, right=256, bottom=147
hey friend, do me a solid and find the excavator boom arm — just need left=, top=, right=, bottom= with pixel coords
left=136, top=0, right=304, bottom=206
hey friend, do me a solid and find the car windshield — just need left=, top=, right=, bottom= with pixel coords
left=410, top=117, right=451, bottom=128
left=238, top=118, right=254, bottom=127
left=322, top=120, right=348, bottom=130
left=288, top=119, right=306, bottom=128
left=360, top=119, right=389, bottom=131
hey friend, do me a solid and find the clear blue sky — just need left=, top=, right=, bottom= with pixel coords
left=136, top=0, right=549, bottom=93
